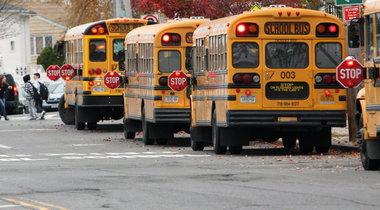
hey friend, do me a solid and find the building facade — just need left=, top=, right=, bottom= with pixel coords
left=0, top=5, right=35, bottom=79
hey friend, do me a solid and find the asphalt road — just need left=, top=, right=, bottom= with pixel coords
left=0, top=112, right=379, bottom=210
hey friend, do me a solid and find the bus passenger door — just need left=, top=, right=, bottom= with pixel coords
left=262, top=40, right=313, bottom=109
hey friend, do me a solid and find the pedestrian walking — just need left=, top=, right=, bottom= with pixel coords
left=0, top=75, right=11, bottom=121
left=23, top=75, right=39, bottom=120
left=32, top=73, right=47, bottom=119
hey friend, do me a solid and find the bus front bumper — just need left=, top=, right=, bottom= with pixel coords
left=153, top=108, right=191, bottom=124
left=80, top=95, right=123, bottom=108
left=226, top=110, right=346, bottom=127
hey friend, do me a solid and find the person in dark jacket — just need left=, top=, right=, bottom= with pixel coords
left=0, top=75, right=11, bottom=120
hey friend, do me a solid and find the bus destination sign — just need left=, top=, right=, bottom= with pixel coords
left=109, top=23, right=143, bottom=33
left=264, top=22, right=310, bottom=35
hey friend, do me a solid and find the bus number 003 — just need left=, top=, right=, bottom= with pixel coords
left=280, top=71, right=296, bottom=79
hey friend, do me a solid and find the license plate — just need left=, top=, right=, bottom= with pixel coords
left=320, top=95, right=335, bottom=104
left=164, top=96, right=179, bottom=103
left=278, top=117, right=298, bottom=122
left=240, top=95, right=256, bottom=103
left=93, top=86, right=105, bottom=92
left=51, top=104, right=58, bottom=109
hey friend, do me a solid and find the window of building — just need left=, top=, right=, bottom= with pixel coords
left=30, top=35, right=54, bottom=55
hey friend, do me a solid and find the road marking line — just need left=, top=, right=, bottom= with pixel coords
left=3, top=197, right=67, bottom=210
left=0, top=129, right=56, bottom=133
left=17, top=198, right=68, bottom=210
left=72, top=144, right=104, bottom=147
left=0, top=144, right=12, bottom=150
left=0, top=205, right=19, bottom=208
left=2, top=197, right=49, bottom=210
left=60, top=154, right=211, bottom=160
left=41, top=153, right=86, bottom=156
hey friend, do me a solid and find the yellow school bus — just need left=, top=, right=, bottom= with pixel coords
left=123, top=18, right=209, bottom=145
left=351, top=0, right=380, bottom=170
left=191, top=7, right=347, bottom=154
left=58, top=18, right=152, bottom=130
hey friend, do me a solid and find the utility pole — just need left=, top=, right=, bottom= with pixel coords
left=114, top=0, right=132, bottom=18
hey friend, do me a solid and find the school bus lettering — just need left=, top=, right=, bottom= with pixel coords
left=109, top=23, right=143, bottom=33
left=264, top=22, right=310, bottom=35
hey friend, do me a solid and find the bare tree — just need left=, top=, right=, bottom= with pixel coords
left=50, top=0, right=114, bottom=27
left=0, top=0, right=27, bottom=39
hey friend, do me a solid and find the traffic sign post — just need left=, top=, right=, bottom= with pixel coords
left=343, top=6, right=361, bottom=21
left=336, top=0, right=362, bottom=6
left=104, top=71, right=121, bottom=89
left=46, top=65, right=61, bottom=81
left=60, top=64, right=76, bottom=81
left=168, top=71, right=188, bottom=92
left=336, top=56, right=364, bottom=88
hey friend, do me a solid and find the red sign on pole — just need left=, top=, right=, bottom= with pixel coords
left=168, top=71, right=188, bottom=91
left=60, top=64, right=76, bottom=81
left=104, top=71, right=121, bottom=89
left=336, top=57, right=363, bottom=88
left=46, top=65, right=61, bottom=81
left=343, top=6, right=361, bottom=21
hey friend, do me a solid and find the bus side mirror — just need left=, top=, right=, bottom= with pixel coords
left=185, top=47, right=193, bottom=71
left=123, top=76, right=129, bottom=85
left=117, top=51, right=126, bottom=71
left=348, top=19, right=363, bottom=48
left=77, top=69, right=83, bottom=77
left=190, top=76, right=197, bottom=86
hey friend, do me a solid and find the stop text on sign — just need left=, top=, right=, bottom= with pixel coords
left=104, top=71, right=121, bottom=89
left=168, top=71, right=188, bottom=92
left=46, top=65, right=61, bottom=81
left=60, top=64, right=76, bottom=81
left=338, top=68, right=362, bottom=79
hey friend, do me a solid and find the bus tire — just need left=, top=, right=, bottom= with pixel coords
left=87, top=122, right=97, bottom=130
left=75, top=107, right=85, bottom=131
left=212, top=110, right=227, bottom=155
left=229, top=146, right=243, bottom=155
left=282, top=136, right=297, bottom=150
left=190, top=126, right=206, bottom=151
left=360, top=131, right=380, bottom=170
left=191, top=140, right=204, bottom=151
left=299, top=137, right=314, bottom=154
left=58, top=95, right=75, bottom=125
left=142, top=109, right=154, bottom=145
left=156, top=138, right=168, bottom=145
left=315, top=127, right=332, bottom=154
left=123, top=119, right=136, bottom=140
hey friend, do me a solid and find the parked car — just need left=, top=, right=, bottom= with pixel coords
left=18, top=84, right=29, bottom=114
left=3, top=74, right=23, bottom=115
left=43, top=82, right=64, bottom=112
